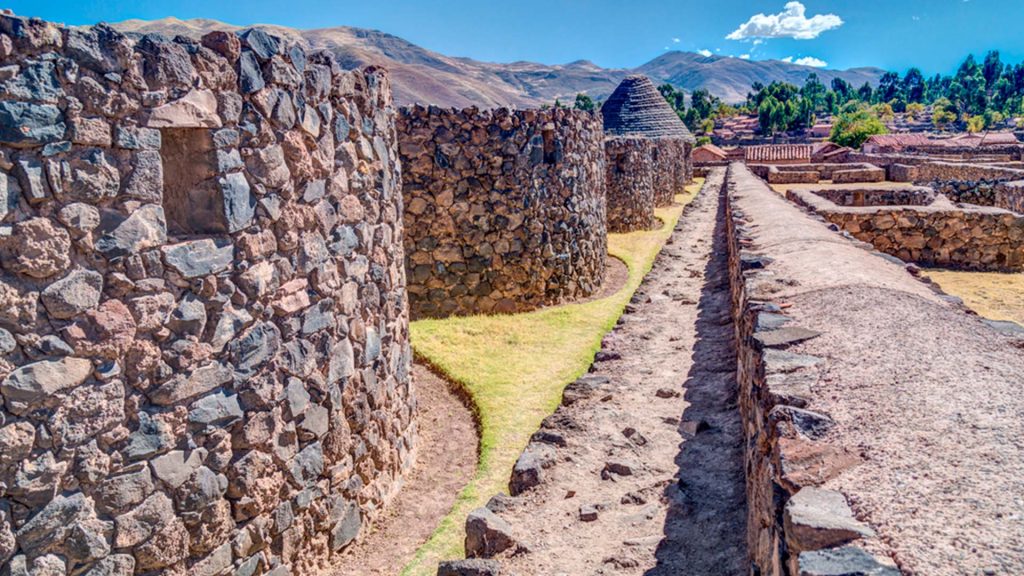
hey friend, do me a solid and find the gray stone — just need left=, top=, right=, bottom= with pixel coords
left=33, top=335, right=75, bottom=358
left=299, top=404, right=329, bottom=439
left=509, top=450, right=543, bottom=496
left=80, top=554, right=136, bottom=576
left=0, top=101, right=65, bottom=147
left=327, top=338, right=354, bottom=384
left=14, top=158, right=47, bottom=203
left=239, top=29, right=280, bottom=61
left=121, top=150, right=163, bottom=202
left=785, top=487, right=875, bottom=553
left=1, top=357, right=93, bottom=415
left=150, top=449, right=203, bottom=489
left=290, top=441, right=323, bottom=486
left=150, top=361, right=232, bottom=406
left=216, top=148, right=244, bottom=172
left=15, top=492, right=94, bottom=556
left=94, top=466, right=154, bottom=514
left=769, top=405, right=835, bottom=441
left=301, top=298, right=335, bottom=335
left=763, top=349, right=825, bottom=374
left=167, top=294, right=207, bottom=337
left=191, top=541, right=233, bottom=576
left=95, top=204, right=168, bottom=257
left=113, top=126, right=161, bottom=150
left=437, top=559, right=503, bottom=576
left=161, top=238, right=234, bottom=278
left=58, top=202, right=101, bottom=237
left=0, top=59, right=61, bottom=103
left=364, top=326, right=381, bottom=363
left=797, top=546, right=900, bottom=576
left=284, top=378, right=310, bottom=417
left=68, top=148, right=120, bottom=201
left=176, top=466, right=227, bottom=514
left=238, top=51, right=264, bottom=94
left=125, top=411, right=175, bottom=460
left=0, top=171, right=19, bottom=221
left=579, top=504, right=599, bottom=522
left=41, top=141, right=71, bottom=156
left=234, top=555, right=262, bottom=576
left=465, top=507, right=517, bottom=558
left=330, top=499, right=361, bottom=551
left=188, top=391, right=244, bottom=426
left=230, top=321, right=281, bottom=373
left=212, top=128, right=239, bottom=149
left=219, top=172, right=255, bottom=233
left=40, top=269, right=103, bottom=319
left=8, top=452, right=67, bottom=507
left=753, top=326, right=823, bottom=350
left=0, top=327, right=14, bottom=354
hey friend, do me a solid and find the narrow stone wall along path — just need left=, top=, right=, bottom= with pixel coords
left=496, top=169, right=748, bottom=575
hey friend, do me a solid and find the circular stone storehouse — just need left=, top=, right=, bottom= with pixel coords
left=0, top=14, right=414, bottom=575
left=601, top=75, right=695, bottom=232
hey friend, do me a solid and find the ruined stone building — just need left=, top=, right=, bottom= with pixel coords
left=601, top=75, right=695, bottom=232
left=0, top=14, right=415, bottom=575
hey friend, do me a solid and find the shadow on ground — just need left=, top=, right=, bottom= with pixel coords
left=646, top=182, right=748, bottom=576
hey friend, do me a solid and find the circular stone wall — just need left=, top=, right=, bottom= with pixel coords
left=605, top=136, right=656, bottom=232
left=0, top=16, right=414, bottom=575
left=398, top=106, right=607, bottom=319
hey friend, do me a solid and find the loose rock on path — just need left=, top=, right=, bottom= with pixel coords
left=489, top=170, right=748, bottom=575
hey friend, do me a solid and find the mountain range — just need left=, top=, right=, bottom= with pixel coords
left=110, top=17, right=885, bottom=107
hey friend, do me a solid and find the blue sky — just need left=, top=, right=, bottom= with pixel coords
left=11, top=0, right=1023, bottom=75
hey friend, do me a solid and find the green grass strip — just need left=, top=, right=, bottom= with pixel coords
left=400, top=180, right=703, bottom=576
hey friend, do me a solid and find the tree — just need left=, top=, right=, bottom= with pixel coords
left=857, top=82, right=874, bottom=102
left=966, top=115, right=986, bottom=133
left=573, top=93, right=596, bottom=112
left=873, top=102, right=895, bottom=122
left=932, top=97, right=958, bottom=130
left=876, top=72, right=902, bottom=103
left=830, top=106, right=888, bottom=148
left=905, top=102, right=926, bottom=120
left=801, top=73, right=826, bottom=113
left=983, top=50, right=1003, bottom=88
left=902, top=68, right=926, bottom=103
left=657, top=83, right=685, bottom=115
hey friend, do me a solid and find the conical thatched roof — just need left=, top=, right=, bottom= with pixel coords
left=601, top=75, right=695, bottom=142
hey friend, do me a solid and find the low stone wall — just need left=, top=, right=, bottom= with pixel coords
left=605, top=137, right=656, bottom=232
left=885, top=161, right=1024, bottom=207
left=397, top=106, right=607, bottom=319
left=788, top=187, right=1024, bottom=270
left=996, top=180, right=1024, bottom=214
left=695, top=161, right=730, bottom=178
left=0, top=15, right=414, bottom=575
left=726, top=162, right=1024, bottom=575
left=751, top=163, right=884, bottom=185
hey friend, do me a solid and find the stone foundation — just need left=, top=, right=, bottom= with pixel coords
left=787, top=186, right=1024, bottom=271
left=604, top=137, right=655, bottom=232
left=397, top=106, right=607, bottom=319
left=0, top=15, right=414, bottom=575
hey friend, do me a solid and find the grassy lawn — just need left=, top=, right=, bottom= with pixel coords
left=400, top=178, right=704, bottom=575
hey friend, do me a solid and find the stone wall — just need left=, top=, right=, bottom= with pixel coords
left=605, top=137, right=656, bottom=232
left=996, top=180, right=1024, bottom=214
left=397, top=106, right=607, bottom=319
left=788, top=187, right=1024, bottom=270
left=750, top=163, right=884, bottom=185
left=724, top=164, right=898, bottom=576
left=0, top=15, right=415, bottom=575
left=651, top=139, right=691, bottom=207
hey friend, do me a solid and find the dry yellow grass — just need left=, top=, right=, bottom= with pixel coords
left=925, top=270, right=1024, bottom=325
left=399, top=179, right=703, bottom=575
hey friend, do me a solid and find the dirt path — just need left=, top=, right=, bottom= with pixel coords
left=497, top=170, right=748, bottom=575
left=329, top=363, right=478, bottom=576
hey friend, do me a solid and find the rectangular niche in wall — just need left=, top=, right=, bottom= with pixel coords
left=159, top=128, right=254, bottom=236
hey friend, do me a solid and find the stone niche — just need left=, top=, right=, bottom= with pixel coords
left=398, top=105, right=607, bottom=319
left=0, top=14, right=414, bottom=575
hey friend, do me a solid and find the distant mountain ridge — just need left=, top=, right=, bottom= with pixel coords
left=110, top=17, right=885, bottom=107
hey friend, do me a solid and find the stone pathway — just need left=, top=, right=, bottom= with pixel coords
left=489, top=169, right=748, bottom=575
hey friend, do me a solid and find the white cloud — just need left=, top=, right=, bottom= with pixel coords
left=673, top=37, right=681, bottom=43
left=697, top=49, right=713, bottom=57
left=792, top=56, right=828, bottom=67
left=740, top=54, right=751, bottom=60
left=726, top=2, right=843, bottom=41
left=781, top=56, right=793, bottom=62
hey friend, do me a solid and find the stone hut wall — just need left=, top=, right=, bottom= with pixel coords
left=397, top=106, right=607, bottom=319
left=650, top=139, right=693, bottom=206
left=0, top=15, right=414, bottom=575
left=604, top=137, right=656, bottom=232
left=996, top=180, right=1024, bottom=214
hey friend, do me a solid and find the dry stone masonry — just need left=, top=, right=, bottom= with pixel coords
left=601, top=75, right=694, bottom=231
left=397, top=106, right=607, bottom=319
left=0, top=14, right=415, bottom=575
left=787, top=186, right=1024, bottom=271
